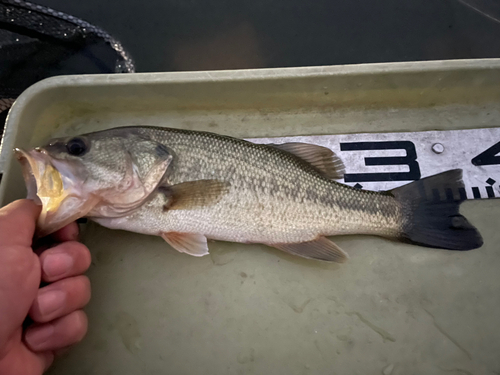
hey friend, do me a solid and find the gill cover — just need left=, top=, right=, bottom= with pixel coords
left=15, top=133, right=174, bottom=237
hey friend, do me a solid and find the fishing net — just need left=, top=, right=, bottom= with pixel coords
left=0, top=0, right=135, bottom=131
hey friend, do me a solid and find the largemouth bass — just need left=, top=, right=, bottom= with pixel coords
left=15, top=126, right=483, bottom=262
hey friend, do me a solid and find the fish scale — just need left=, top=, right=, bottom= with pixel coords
left=99, top=127, right=403, bottom=242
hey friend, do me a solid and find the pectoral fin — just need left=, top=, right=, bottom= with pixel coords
left=159, top=180, right=230, bottom=210
left=268, top=143, right=345, bottom=179
left=270, top=237, right=349, bottom=263
left=161, top=232, right=209, bottom=257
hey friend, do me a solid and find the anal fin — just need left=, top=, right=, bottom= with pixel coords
left=268, top=142, right=345, bottom=179
left=161, top=232, right=209, bottom=257
left=270, top=237, right=349, bottom=263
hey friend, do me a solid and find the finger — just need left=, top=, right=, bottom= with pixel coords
left=39, top=241, right=91, bottom=282
left=25, top=310, right=88, bottom=352
left=50, top=222, right=79, bottom=242
left=29, top=276, right=91, bottom=323
left=33, top=222, right=80, bottom=256
left=0, top=199, right=40, bottom=247
left=0, top=249, right=40, bottom=350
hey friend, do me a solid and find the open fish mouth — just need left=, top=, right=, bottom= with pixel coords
left=14, top=147, right=95, bottom=237
left=15, top=147, right=69, bottom=209
left=15, top=148, right=52, bottom=206
left=15, top=147, right=68, bottom=235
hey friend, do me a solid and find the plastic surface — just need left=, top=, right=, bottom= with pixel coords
left=1, top=60, right=499, bottom=374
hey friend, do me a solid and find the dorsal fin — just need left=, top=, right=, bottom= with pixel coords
left=269, top=142, right=345, bottom=180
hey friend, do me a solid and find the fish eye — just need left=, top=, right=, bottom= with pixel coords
left=66, top=137, right=88, bottom=156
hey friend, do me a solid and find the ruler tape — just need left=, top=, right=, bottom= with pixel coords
left=249, top=127, right=500, bottom=200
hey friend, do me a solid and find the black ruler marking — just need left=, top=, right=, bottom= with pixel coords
left=472, top=187, right=481, bottom=199
left=472, top=141, right=500, bottom=166
left=341, top=141, right=421, bottom=182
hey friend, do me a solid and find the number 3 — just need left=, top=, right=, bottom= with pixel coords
left=340, top=141, right=421, bottom=182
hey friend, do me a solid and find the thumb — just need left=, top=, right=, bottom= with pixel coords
left=0, top=199, right=41, bottom=247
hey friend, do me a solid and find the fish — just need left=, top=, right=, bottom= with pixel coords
left=14, top=126, right=483, bottom=263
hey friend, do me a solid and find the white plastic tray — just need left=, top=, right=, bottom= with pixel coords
left=1, top=60, right=499, bottom=375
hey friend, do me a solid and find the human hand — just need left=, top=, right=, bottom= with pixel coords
left=0, top=200, right=91, bottom=374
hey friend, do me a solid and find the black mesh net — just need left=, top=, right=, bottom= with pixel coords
left=0, top=0, right=135, bottom=128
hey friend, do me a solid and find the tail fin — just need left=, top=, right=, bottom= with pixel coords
left=390, top=169, right=483, bottom=250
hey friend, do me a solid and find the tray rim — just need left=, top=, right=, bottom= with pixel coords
left=2, top=58, right=500, bottom=203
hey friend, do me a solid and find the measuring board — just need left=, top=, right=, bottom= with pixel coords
left=249, top=127, right=500, bottom=200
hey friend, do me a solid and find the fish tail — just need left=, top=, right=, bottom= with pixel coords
left=389, top=169, right=483, bottom=250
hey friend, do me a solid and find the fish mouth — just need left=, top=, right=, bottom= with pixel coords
left=14, top=148, right=97, bottom=237
left=15, top=148, right=42, bottom=205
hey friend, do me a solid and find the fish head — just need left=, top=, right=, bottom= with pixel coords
left=15, top=129, right=173, bottom=237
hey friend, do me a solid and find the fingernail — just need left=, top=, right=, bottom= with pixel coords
left=43, top=253, right=74, bottom=278
left=26, top=323, right=54, bottom=350
left=37, top=290, right=65, bottom=317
